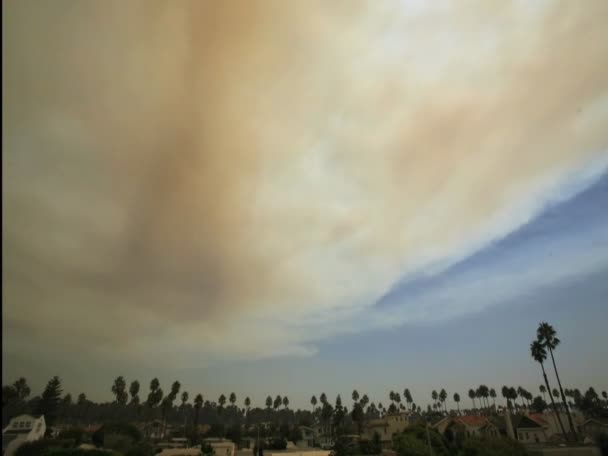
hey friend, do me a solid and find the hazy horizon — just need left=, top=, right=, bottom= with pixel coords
left=3, top=1, right=608, bottom=410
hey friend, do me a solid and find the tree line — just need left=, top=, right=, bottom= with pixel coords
left=3, top=322, right=607, bottom=444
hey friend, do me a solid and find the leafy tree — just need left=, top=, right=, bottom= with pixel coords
left=3, top=385, right=18, bottom=407
left=331, top=436, right=358, bottom=456
left=537, top=322, right=577, bottom=441
left=458, top=436, right=528, bottom=456
left=531, top=339, right=567, bottom=441
left=37, top=376, right=63, bottom=426
left=112, top=376, right=128, bottom=405
left=352, top=390, right=360, bottom=403
left=320, top=393, right=328, bottom=405
left=201, top=440, right=216, bottom=456
left=13, top=378, right=31, bottom=401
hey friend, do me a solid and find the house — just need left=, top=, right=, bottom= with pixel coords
left=581, top=418, right=608, bottom=443
left=513, top=415, right=547, bottom=444
left=434, top=416, right=500, bottom=440
left=296, top=426, right=316, bottom=448
left=206, top=438, right=236, bottom=456
left=362, top=412, right=410, bottom=449
left=2, top=414, right=46, bottom=456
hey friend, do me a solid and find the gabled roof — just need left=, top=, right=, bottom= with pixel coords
left=515, top=416, right=543, bottom=429
left=527, top=414, right=548, bottom=427
left=583, top=418, right=608, bottom=427
left=456, top=416, right=490, bottom=428
left=364, top=419, right=389, bottom=428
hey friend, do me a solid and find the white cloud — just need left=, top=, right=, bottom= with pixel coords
left=3, top=0, right=608, bottom=367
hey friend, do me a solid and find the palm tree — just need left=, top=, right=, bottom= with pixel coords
left=539, top=385, right=547, bottom=401
left=439, top=389, right=448, bottom=413
left=352, top=390, right=360, bottom=404
left=320, top=393, right=328, bottom=405
left=404, top=389, right=413, bottom=411
left=468, top=389, right=476, bottom=409
left=489, top=388, right=497, bottom=409
left=389, top=391, right=395, bottom=406
left=537, top=322, right=577, bottom=441
left=282, top=396, right=289, bottom=409
left=501, top=386, right=510, bottom=410
left=431, top=390, right=438, bottom=409
left=273, top=395, right=282, bottom=410
left=244, top=397, right=251, bottom=412
left=265, top=396, right=273, bottom=409
left=311, top=395, right=318, bottom=412
left=129, top=380, right=140, bottom=406
left=531, top=339, right=568, bottom=441
left=193, top=394, right=203, bottom=441
left=453, top=393, right=461, bottom=414
left=229, top=392, right=237, bottom=409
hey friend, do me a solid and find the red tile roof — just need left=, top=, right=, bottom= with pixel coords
left=527, top=414, right=548, bottom=426
left=456, top=416, right=490, bottom=428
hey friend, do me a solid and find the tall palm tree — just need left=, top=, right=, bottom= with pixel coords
left=539, top=385, right=547, bottom=401
left=193, top=394, right=203, bottom=439
left=265, top=395, right=273, bottom=409
left=403, top=389, right=413, bottom=411
left=453, top=393, right=461, bottom=414
left=311, top=395, right=318, bottom=412
left=537, top=322, right=577, bottom=441
left=489, top=388, right=497, bottom=409
left=282, top=396, right=289, bottom=409
left=468, top=389, right=476, bottom=410
left=501, top=386, right=511, bottom=410
left=531, top=340, right=567, bottom=441
left=439, top=389, right=448, bottom=413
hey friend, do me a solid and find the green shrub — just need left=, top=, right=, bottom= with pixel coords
left=457, top=436, right=528, bottom=456
left=15, top=438, right=75, bottom=456
left=57, top=428, right=86, bottom=445
left=125, top=442, right=155, bottom=456
left=596, top=431, right=608, bottom=456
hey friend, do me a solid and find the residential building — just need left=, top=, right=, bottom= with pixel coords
left=433, top=416, right=500, bottom=439
left=581, top=418, right=608, bottom=443
left=206, top=437, right=236, bottom=456
left=362, top=412, right=410, bottom=448
left=296, top=426, right=316, bottom=448
left=513, top=415, right=547, bottom=444
left=2, top=414, right=46, bottom=456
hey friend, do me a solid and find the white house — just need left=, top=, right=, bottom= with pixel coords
left=2, top=414, right=46, bottom=456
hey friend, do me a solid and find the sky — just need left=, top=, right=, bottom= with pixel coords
left=3, top=0, right=608, bottom=409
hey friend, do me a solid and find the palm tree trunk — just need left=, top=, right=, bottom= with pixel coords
left=548, top=347, right=578, bottom=442
left=457, top=402, right=460, bottom=415
left=542, top=362, right=567, bottom=441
